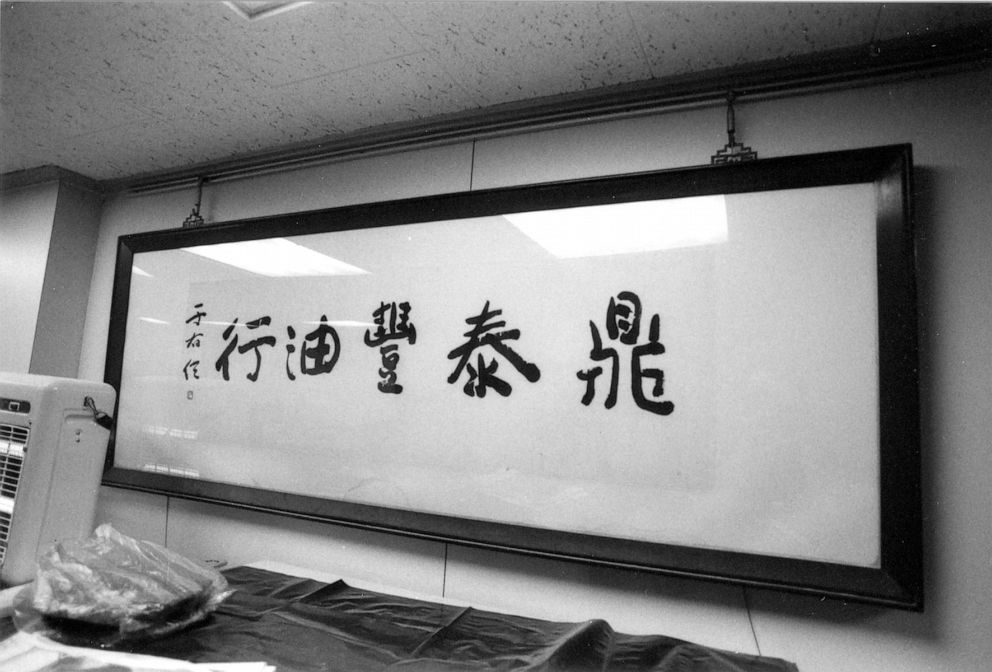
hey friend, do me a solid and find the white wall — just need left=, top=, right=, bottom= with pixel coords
left=0, top=177, right=103, bottom=376
left=79, top=66, right=992, bottom=671
left=0, top=182, right=58, bottom=372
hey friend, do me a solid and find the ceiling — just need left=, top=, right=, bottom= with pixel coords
left=1, top=1, right=990, bottom=191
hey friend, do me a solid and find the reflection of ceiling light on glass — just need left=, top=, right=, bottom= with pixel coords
left=132, top=266, right=152, bottom=277
left=506, top=195, right=728, bottom=258
left=182, top=238, right=368, bottom=277
left=310, top=320, right=376, bottom=329
left=139, top=317, right=169, bottom=325
left=200, top=319, right=374, bottom=329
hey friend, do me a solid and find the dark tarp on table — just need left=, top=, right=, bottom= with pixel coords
left=109, top=566, right=799, bottom=672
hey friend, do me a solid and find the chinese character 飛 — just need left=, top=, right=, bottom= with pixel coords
left=577, top=291, right=674, bottom=415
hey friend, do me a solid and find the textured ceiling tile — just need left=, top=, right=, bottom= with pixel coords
left=0, top=4, right=162, bottom=138
left=211, top=2, right=424, bottom=87
left=1, top=3, right=247, bottom=130
left=875, top=2, right=992, bottom=40
left=389, top=1, right=653, bottom=105
left=0, top=133, right=42, bottom=175
left=17, top=124, right=188, bottom=180
left=629, top=2, right=879, bottom=76
left=275, top=51, right=481, bottom=134
left=142, top=50, right=477, bottom=167
left=1, top=1, right=988, bottom=182
left=146, top=92, right=347, bottom=165
left=0, top=68, right=155, bottom=142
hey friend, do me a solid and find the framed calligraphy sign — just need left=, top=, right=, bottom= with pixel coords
left=104, top=144, right=922, bottom=609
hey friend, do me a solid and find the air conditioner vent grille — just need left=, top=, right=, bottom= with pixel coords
left=0, top=423, right=29, bottom=449
left=0, top=423, right=28, bottom=498
left=0, top=511, right=10, bottom=564
left=0, top=423, right=28, bottom=563
left=1, top=454, right=23, bottom=499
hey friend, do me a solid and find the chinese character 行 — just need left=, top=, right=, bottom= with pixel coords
left=215, top=316, right=276, bottom=382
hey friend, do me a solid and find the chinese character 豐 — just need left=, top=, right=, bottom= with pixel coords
left=364, top=301, right=416, bottom=394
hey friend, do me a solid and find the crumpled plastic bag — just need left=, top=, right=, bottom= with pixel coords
left=13, top=524, right=232, bottom=647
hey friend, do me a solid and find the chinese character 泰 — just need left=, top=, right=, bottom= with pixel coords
left=447, top=300, right=541, bottom=398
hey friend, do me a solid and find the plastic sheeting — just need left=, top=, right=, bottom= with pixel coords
left=13, top=525, right=231, bottom=647
left=110, top=567, right=798, bottom=672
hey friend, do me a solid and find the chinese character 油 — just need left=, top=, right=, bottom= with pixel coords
left=284, top=315, right=342, bottom=381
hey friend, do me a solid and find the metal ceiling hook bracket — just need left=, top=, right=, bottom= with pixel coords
left=711, top=91, right=758, bottom=165
left=182, top=177, right=207, bottom=228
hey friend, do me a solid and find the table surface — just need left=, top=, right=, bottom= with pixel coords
left=1, top=561, right=799, bottom=672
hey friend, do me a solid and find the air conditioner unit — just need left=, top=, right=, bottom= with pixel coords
left=0, top=372, right=115, bottom=587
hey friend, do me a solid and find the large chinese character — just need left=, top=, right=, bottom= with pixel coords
left=364, top=301, right=417, bottom=347
left=283, top=316, right=342, bottom=380
left=364, top=301, right=416, bottom=394
left=447, top=300, right=541, bottom=398
left=214, top=316, right=276, bottom=382
left=577, top=292, right=674, bottom=416
left=300, top=315, right=341, bottom=376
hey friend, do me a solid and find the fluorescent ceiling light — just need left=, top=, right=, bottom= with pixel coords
left=506, top=195, right=728, bottom=258
left=183, top=238, right=368, bottom=277
left=224, top=1, right=310, bottom=21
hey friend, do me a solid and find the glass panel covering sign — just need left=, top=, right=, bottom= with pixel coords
left=105, top=145, right=921, bottom=609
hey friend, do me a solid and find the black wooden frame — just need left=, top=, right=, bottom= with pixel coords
left=104, top=144, right=922, bottom=610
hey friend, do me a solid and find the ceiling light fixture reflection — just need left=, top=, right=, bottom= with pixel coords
left=182, top=238, right=368, bottom=277
left=224, top=1, right=311, bottom=21
left=308, top=320, right=376, bottom=329
left=506, top=195, right=728, bottom=258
